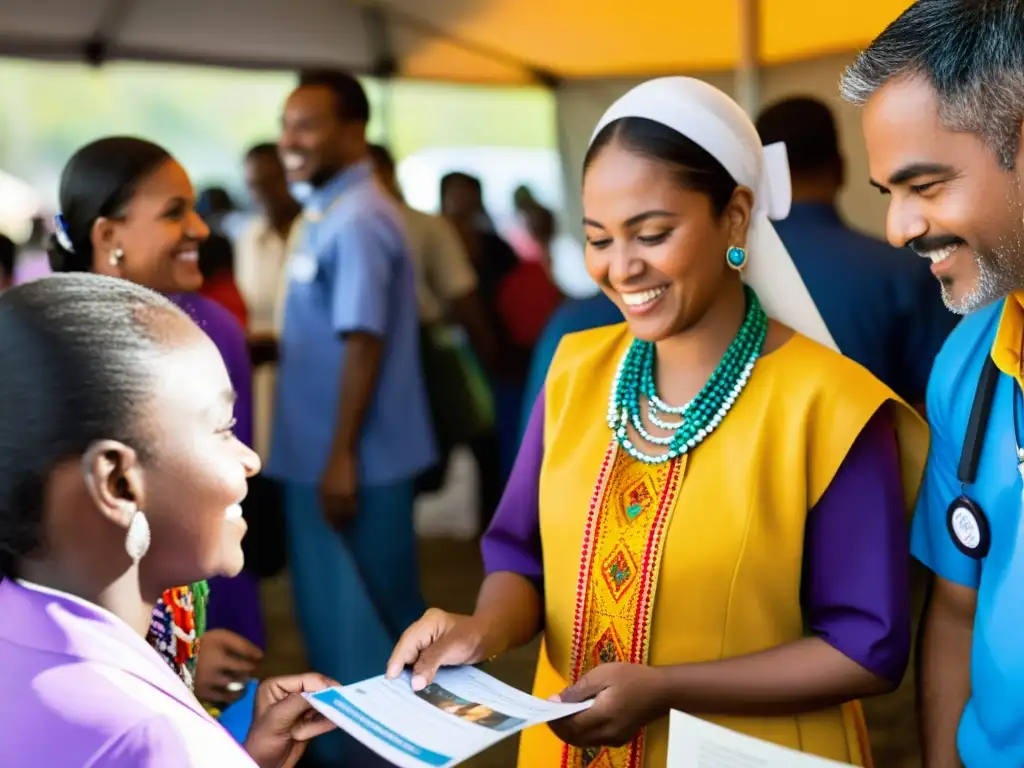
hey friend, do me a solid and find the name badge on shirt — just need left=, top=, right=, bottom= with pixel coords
left=288, top=253, right=318, bottom=284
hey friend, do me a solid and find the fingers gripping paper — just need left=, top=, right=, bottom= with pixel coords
left=591, top=77, right=837, bottom=352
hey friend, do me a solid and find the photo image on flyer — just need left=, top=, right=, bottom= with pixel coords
left=414, top=682, right=526, bottom=732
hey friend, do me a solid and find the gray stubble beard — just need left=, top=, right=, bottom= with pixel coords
left=940, top=247, right=1022, bottom=314
left=941, top=194, right=1024, bottom=315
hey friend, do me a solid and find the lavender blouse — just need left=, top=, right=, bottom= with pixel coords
left=0, top=579, right=256, bottom=767
left=482, top=390, right=910, bottom=685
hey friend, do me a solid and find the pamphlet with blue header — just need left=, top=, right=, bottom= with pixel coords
left=304, top=666, right=592, bottom=767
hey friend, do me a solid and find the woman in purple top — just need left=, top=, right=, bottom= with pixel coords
left=0, top=274, right=335, bottom=766
left=47, top=137, right=264, bottom=713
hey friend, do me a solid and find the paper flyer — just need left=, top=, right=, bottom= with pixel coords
left=667, top=710, right=856, bottom=767
left=305, top=666, right=592, bottom=767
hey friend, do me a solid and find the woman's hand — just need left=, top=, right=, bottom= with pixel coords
left=386, top=609, right=492, bottom=690
left=194, top=629, right=263, bottom=706
left=243, top=674, right=338, bottom=768
left=548, top=663, right=667, bottom=748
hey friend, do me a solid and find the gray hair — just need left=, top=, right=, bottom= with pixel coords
left=840, top=0, right=1024, bottom=169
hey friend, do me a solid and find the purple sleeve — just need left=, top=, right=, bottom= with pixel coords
left=803, top=409, right=910, bottom=686
left=171, top=294, right=254, bottom=449
left=217, top=320, right=254, bottom=450
left=480, top=390, right=544, bottom=586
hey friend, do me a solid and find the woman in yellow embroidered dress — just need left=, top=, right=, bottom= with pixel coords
left=387, top=78, right=927, bottom=767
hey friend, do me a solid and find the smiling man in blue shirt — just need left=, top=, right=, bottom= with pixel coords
left=844, top=1, right=1024, bottom=765
left=271, top=69, right=436, bottom=763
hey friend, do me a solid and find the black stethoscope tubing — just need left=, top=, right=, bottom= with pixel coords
left=948, top=356, right=1003, bottom=559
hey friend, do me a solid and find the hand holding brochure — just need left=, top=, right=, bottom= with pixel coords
left=667, top=710, right=855, bottom=767
left=304, top=666, right=593, bottom=767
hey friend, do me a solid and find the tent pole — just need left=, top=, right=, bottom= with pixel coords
left=736, top=0, right=761, bottom=116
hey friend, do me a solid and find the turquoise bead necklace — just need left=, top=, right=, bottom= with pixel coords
left=606, top=285, right=769, bottom=464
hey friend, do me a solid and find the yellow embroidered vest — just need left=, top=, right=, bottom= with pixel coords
left=517, top=323, right=927, bottom=768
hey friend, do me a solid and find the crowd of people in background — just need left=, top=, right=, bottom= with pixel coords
left=0, top=70, right=953, bottom=768
left=0, top=68, right=569, bottom=768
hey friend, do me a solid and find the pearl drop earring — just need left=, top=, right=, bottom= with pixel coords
left=109, top=248, right=125, bottom=268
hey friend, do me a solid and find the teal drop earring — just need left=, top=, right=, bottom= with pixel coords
left=726, top=245, right=747, bottom=271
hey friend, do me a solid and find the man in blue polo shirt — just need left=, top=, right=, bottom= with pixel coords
left=272, top=69, right=436, bottom=762
left=843, top=1, right=1024, bottom=765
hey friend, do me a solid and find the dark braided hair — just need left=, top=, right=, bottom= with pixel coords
left=0, top=273, right=181, bottom=578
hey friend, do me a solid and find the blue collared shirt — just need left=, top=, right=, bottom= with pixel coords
left=910, top=297, right=1024, bottom=766
left=267, top=161, right=436, bottom=487
left=774, top=202, right=959, bottom=403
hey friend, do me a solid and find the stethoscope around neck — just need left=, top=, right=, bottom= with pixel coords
left=946, top=355, right=1023, bottom=559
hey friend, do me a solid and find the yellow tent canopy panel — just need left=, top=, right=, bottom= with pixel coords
left=0, top=0, right=914, bottom=85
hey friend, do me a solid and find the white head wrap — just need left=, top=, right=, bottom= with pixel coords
left=590, top=77, right=836, bottom=351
